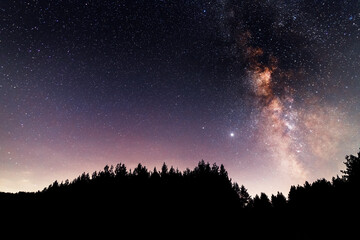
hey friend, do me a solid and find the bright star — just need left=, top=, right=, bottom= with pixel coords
left=230, top=132, right=235, bottom=137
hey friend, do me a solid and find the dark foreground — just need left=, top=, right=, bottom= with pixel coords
left=1, top=152, right=359, bottom=239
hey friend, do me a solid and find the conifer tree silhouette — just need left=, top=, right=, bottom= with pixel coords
left=2, top=148, right=360, bottom=239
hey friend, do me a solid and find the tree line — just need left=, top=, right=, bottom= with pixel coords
left=37, top=148, right=360, bottom=211
left=1, top=149, right=359, bottom=239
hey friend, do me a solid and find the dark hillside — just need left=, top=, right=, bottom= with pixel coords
left=1, top=150, right=360, bottom=239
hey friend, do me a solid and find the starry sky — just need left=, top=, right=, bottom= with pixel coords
left=0, top=0, right=359, bottom=196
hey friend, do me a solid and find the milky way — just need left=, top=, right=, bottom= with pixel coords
left=246, top=46, right=307, bottom=180
left=245, top=45, right=351, bottom=184
left=0, top=0, right=359, bottom=196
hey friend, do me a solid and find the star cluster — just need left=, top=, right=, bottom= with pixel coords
left=0, top=0, right=359, bottom=195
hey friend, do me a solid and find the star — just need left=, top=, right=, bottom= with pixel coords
left=0, top=0, right=358, bottom=198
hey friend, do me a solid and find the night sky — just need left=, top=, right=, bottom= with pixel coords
left=1, top=0, right=359, bottom=196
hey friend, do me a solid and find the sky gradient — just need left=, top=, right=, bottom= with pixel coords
left=1, top=0, right=359, bottom=196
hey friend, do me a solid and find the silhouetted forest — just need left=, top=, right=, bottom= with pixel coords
left=1, top=150, right=359, bottom=239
